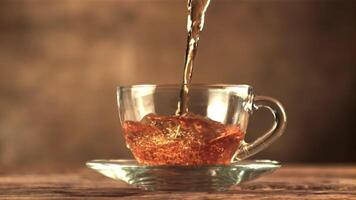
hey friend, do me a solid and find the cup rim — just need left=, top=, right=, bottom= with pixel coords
left=117, top=84, right=252, bottom=90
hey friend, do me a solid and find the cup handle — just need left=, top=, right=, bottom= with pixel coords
left=235, top=96, right=287, bottom=160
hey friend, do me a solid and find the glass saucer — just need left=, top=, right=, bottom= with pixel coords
left=86, top=159, right=280, bottom=191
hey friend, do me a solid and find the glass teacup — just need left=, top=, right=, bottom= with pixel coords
left=117, top=84, right=286, bottom=166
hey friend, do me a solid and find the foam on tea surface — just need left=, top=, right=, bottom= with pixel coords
left=123, top=113, right=244, bottom=166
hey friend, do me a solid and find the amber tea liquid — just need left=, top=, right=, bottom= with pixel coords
left=123, top=114, right=243, bottom=165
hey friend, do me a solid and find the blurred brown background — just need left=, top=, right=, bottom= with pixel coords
left=0, top=0, right=355, bottom=170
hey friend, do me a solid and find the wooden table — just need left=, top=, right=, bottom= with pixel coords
left=1, top=166, right=355, bottom=199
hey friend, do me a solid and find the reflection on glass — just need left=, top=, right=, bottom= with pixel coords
left=207, top=92, right=228, bottom=123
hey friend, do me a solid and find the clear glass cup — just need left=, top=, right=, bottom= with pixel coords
left=117, top=84, right=287, bottom=163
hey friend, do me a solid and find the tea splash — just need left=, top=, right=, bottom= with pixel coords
left=123, top=113, right=244, bottom=165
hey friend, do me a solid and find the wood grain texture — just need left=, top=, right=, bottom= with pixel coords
left=0, top=166, right=355, bottom=200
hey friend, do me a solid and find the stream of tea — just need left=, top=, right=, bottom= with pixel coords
left=122, top=0, right=245, bottom=165
left=176, top=0, right=211, bottom=115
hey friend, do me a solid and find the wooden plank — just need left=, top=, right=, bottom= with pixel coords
left=0, top=166, right=355, bottom=200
